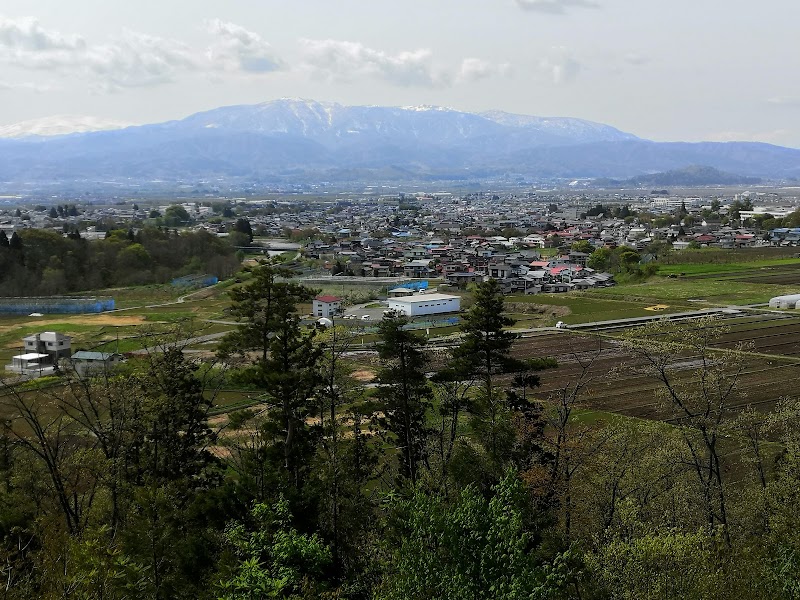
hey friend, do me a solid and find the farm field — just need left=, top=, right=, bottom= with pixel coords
left=514, top=324, right=800, bottom=423
left=589, top=276, right=800, bottom=306
left=0, top=281, right=239, bottom=376
left=506, top=293, right=692, bottom=326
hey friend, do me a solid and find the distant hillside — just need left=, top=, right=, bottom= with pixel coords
left=0, top=99, right=797, bottom=189
left=595, top=165, right=763, bottom=187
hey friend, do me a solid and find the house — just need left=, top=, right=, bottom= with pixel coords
left=23, top=331, right=72, bottom=361
left=312, top=295, right=343, bottom=318
left=69, top=351, right=125, bottom=377
left=403, top=259, right=433, bottom=278
left=5, top=353, right=56, bottom=377
left=387, top=293, right=461, bottom=317
left=387, top=287, right=416, bottom=298
left=446, top=272, right=485, bottom=287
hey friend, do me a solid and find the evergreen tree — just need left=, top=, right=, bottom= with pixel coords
left=234, top=218, right=254, bottom=244
left=221, top=262, right=322, bottom=497
left=0, top=230, right=8, bottom=248
left=447, top=279, right=547, bottom=479
left=376, top=314, right=432, bottom=485
left=8, top=231, right=22, bottom=251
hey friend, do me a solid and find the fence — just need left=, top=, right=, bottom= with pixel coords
left=0, top=297, right=115, bottom=314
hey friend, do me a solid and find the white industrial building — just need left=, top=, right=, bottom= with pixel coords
left=769, top=294, right=800, bottom=309
left=387, top=293, right=460, bottom=317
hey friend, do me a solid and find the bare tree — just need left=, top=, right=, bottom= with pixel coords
left=622, top=316, right=745, bottom=546
left=542, top=337, right=606, bottom=539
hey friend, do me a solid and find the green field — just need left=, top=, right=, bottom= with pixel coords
left=505, top=292, right=691, bottom=325
left=657, top=256, right=800, bottom=276
left=590, top=277, right=798, bottom=306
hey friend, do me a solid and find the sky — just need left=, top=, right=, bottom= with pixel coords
left=0, top=0, right=798, bottom=146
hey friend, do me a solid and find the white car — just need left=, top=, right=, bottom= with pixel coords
left=555, top=321, right=568, bottom=329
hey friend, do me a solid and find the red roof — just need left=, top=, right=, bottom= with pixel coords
left=315, top=295, right=342, bottom=303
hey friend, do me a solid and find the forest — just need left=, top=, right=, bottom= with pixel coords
left=0, top=227, right=241, bottom=297
left=0, top=263, right=798, bottom=599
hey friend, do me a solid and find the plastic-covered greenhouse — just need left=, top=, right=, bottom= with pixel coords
left=0, top=297, right=115, bottom=314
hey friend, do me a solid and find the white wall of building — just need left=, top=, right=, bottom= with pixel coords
left=387, top=294, right=460, bottom=317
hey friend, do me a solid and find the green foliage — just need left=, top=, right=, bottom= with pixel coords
left=376, top=315, right=432, bottom=485
left=570, top=240, right=594, bottom=254
left=218, top=498, right=332, bottom=599
left=587, top=526, right=724, bottom=600
left=0, top=226, right=239, bottom=296
left=587, top=247, right=611, bottom=271
left=379, top=470, right=573, bottom=600
left=164, top=204, right=191, bottom=226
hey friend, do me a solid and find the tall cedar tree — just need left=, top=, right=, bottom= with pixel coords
left=221, top=261, right=322, bottom=493
left=449, top=279, right=556, bottom=473
left=452, top=278, right=519, bottom=401
left=137, top=348, right=218, bottom=484
left=376, top=314, right=432, bottom=485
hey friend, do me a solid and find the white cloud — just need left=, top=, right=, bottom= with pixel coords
left=767, top=96, right=800, bottom=107
left=0, top=15, right=84, bottom=52
left=86, top=31, right=199, bottom=91
left=457, top=58, right=511, bottom=83
left=623, top=53, right=649, bottom=66
left=0, top=15, right=87, bottom=70
left=299, top=38, right=445, bottom=87
left=514, top=0, right=599, bottom=14
left=540, top=47, right=581, bottom=83
left=0, top=15, right=200, bottom=91
left=205, top=19, right=282, bottom=74
left=0, top=80, right=55, bottom=92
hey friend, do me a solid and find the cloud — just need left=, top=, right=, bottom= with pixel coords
left=623, top=53, right=650, bottom=66
left=539, top=47, right=581, bottom=83
left=457, top=58, right=512, bottom=83
left=0, top=15, right=85, bottom=52
left=299, top=38, right=445, bottom=87
left=0, top=80, right=55, bottom=92
left=86, top=31, right=199, bottom=91
left=0, top=15, right=87, bottom=70
left=205, top=19, right=282, bottom=73
left=0, top=15, right=200, bottom=90
left=514, top=0, right=599, bottom=14
left=767, top=96, right=800, bottom=107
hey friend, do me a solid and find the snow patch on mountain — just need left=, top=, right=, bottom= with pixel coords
left=0, top=115, right=133, bottom=138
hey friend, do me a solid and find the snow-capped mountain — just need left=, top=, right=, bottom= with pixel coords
left=480, top=110, right=637, bottom=144
left=0, top=99, right=797, bottom=186
left=0, top=115, right=133, bottom=138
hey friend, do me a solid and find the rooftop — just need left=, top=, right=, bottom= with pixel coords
left=388, top=293, right=460, bottom=304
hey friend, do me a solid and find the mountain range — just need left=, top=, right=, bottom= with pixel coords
left=0, top=99, right=798, bottom=188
